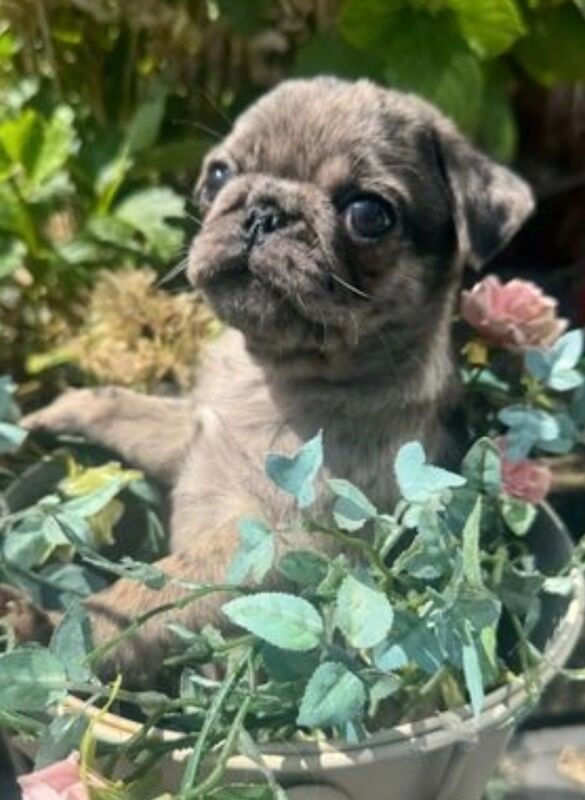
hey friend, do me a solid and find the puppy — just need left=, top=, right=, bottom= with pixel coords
left=10, top=78, right=533, bottom=684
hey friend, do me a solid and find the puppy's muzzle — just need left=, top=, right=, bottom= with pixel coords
left=243, top=202, right=288, bottom=245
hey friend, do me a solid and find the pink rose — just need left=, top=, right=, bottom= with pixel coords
left=500, top=449, right=552, bottom=504
left=461, top=276, right=568, bottom=351
left=18, top=754, right=105, bottom=800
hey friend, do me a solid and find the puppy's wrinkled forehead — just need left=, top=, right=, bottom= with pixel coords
left=208, top=78, right=430, bottom=189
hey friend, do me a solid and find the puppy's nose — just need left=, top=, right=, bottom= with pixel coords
left=243, top=203, right=287, bottom=243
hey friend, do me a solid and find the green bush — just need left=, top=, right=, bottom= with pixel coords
left=0, top=0, right=584, bottom=375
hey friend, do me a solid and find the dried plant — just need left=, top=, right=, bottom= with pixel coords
left=48, top=269, right=218, bottom=391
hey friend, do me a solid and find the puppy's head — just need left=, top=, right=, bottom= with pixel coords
left=188, top=78, right=533, bottom=367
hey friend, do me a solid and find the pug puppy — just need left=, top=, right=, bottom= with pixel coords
left=5, top=78, right=533, bottom=683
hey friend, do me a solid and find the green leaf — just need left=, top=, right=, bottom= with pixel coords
left=126, top=87, right=167, bottom=154
left=277, top=550, right=329, bottom=588
left=524, top=330, right=584, bottom=392
left=261, top=644, right=319, bottom=682
left=50, top=600, right=94, bottom=683
left=571, top=382, right=585, bottom=428
left=395, top=535, right=451, bottom=580
left=499, top=494, right=537, bottom=536
left=297, top=662, right=366, bottom=728
left=374, top=610, right=444, bottom=675
left=87, top=215, right=139, bottom=251
left=476, top=77, right=518, bottom=162
left=293, top=33, right=383, bottom=80
left=32, top=105, right=77, bottom=186
left=0, top=182, right=36, bottom=248
left=35, top=714, right=89, bottom=769
left=216, top=0, right=271, bottom=34
left=498, top=406, right=559, bottom=459
left=0, top=648, right=68, bottom=711
left=514, top=4, right=585, bottom=86
left=227, top=518, right=275, bottom=585
left=328, top=478, right=377, bottom=532
left=368, top=674, right=401, bottom=717
left=114, top=187, right=185, bottom=260
left=0, top=420, right=27, bottom=455
left=462, top=621, right=485, bottom=716
left=222, top=592, right=323, bottom=651
left=334, top=574, right=393, bottom=649
left=432, top=583, right=501, bottom=675
left=462, top=438, right=501, bottom=494
left=382, top=10, right=484, bottom=133
left=3, top=515, right=71, bottom=569
left=60, top=477, right=126, bottom=518
left=394, top=441, right=466, bottom=504
left=40, top=563, right=107, bottom=608
left=462, top=498, right=482, bottom=587
left=0, top=108, right=43, bottom=178
left=0, top=237, right=26, bottom=279
left=265, top=431, right=323, bottom=508
left=339, top=0, right=405, bottom=52
left=498, top=564, right=544, bottom=615
left=447, top=0, right=525, bottom=57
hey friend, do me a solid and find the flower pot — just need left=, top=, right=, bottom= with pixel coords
left=19, top=505, right=585, bottom=800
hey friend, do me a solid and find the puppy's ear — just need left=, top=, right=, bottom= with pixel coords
left=431, top=125, right=534, bottom=270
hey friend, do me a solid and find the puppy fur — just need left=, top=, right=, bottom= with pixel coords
left=16, top=78, right=534, bottom=684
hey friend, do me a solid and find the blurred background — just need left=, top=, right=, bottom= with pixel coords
left=0, top=0, right=584, bottom=392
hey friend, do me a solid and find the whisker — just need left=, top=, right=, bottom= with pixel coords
left=172, top=118, right=225, bottom=142
left=157, top=258, right=188, bottom=287
left=193, top=87, right=233, bottom=129
left=328, top=272, right=372, bottom=300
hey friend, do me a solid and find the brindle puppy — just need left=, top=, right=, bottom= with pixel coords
left=4, top=78, right=533, bottom=684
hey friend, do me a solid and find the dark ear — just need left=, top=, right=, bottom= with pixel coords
left=432, top=125, right=535, bottom=270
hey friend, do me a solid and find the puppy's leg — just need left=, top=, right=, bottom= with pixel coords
left=22, top=388, right=195, bottom=482
left=84, top=530, right=242, bottom=685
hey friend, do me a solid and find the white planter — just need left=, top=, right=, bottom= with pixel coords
left=20, top=505, right=585, bottom=800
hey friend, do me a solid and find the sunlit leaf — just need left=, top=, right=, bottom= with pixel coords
left=50, top=600, right=95, bottom=683
left=297, top=661, right=366, bottom=728
left=227, top=518, right=275, bottom=585
left=334, top=574, right=393, bottom=649
left=328, top=478, right=377, bottom=532
left=222, top=592, right=323, bottom=651
left=394, top=441, right=465, bottom=504
left=0, top=649, right=68, bottom=711
left=462, top=438, right=501, bottom=494
left=265, top=432, right=323, bottom=508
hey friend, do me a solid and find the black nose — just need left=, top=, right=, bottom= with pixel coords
left=243, top=204, right=287, bottom=242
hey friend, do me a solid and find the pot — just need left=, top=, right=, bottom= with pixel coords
left=45, top=504, right=584, bottom=800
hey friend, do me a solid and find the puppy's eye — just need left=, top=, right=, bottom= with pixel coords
left=344, top=195, right=396, bottom=241
left=206, top=162, right=232, bottom=198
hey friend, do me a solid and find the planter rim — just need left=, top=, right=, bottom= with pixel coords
left=59, top=504, right=585, bottom=775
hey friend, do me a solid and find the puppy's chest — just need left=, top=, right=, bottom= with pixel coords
left=184, top=378, right=420, bottom=526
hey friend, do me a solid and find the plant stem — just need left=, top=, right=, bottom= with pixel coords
left=181, top=695, right=252, bottom=799
left=306, top=518, right=393, bottom=583
left=179, top=649, right=250, bottom=794
left=85, top=584, right=242, bottom=666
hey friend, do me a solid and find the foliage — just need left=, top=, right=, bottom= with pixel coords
left=0, top=0, right=584, bottom=377
left=1, top=300, right=584, bottom=794
left=0, top=76, right=187, bottom=374
left=460, top=279, right=585, bottom=475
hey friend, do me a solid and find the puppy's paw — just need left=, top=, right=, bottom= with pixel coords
left=0, top=584, right=54, bottom=645
left=21, top=388, right=114, bottom=435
